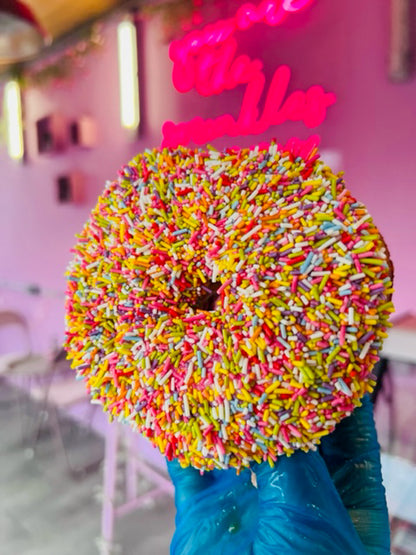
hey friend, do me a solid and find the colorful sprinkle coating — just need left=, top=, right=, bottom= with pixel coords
left=64, top=140, right=394, bottom=471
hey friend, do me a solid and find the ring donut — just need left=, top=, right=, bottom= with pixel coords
left=65, top=140, right=394, bottom=471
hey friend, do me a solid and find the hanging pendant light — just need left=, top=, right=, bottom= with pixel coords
left=0, top=0, right=46, bottom=65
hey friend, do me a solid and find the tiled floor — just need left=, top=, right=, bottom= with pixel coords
left=1, top=366, right=415, bottom=555
left=0, top=387, right=175, bottom=554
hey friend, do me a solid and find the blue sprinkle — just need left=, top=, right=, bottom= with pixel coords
left=277, top=337, right=290, bottom=349
left=124, top=335, right=143, bottom=341
left=258, top=393, right=267, bottom=406
left=172, top=228, right=189, bottom=236
left=300, top=251, right=314, bottom=274
left=337, top=378, right=352, bottom=396
left=317, top=386, right=332, bottom=394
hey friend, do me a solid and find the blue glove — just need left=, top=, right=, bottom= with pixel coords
left=167, top=396, right=390, bottom=554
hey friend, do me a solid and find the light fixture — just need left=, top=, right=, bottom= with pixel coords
left=117, top=19, right=140, bottom=130
left=0, top=1, right=46, bottom=65
left=4, top=80, right=24, bottom=160
left=389, top=0, right=413, bottom=81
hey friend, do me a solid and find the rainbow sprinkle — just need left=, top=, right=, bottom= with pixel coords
left=64, top=141, right=394, bottom=471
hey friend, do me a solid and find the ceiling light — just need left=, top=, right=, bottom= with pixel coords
left=0, top=0, right=46, bottom=65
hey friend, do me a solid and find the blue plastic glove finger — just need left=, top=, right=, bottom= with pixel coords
left=252, top=450, right=367, bottom=555
left=319, top=395, right=390, bottom=554
left=167, top=459, right=216, bottom=514
left=167, top=460, right=258, bottom=555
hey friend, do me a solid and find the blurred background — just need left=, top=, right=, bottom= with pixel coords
left=0, top=0, right=415, bottom=553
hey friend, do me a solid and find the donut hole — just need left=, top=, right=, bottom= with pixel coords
left=191, top=280, right=221, bottom=311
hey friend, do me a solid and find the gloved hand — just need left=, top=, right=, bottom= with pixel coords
left=167, top=395, right=390, bottom=554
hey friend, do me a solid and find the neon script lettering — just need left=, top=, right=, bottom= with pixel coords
left=171, top=37, right=264, bottom=95
left=162, top=0, right=335, bottom=147
left=170, top=0, right=317, bottom=66
left=235, top=0, right=315, bottom=29
left=162, top=65, right=336, bottom=147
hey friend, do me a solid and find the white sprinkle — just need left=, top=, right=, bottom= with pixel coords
left=253, top=364, right=261, bottom=380
left=235, top=258, right=245, bottom=272
left=158, top=369, right=172, bottom=385
left=241, top=225, right=262, bottom=242
left=353, top=214, right=371, bottom=229
left=184, top=361, right=194, bottom=384
left=317, top=237, right=337, bottom=251
left=183, top=394, right=190, bottom=417
left=350, top=273, right=366, bottom=281
left=208, top=222, right=220, bottom=234
left=253, top=205, right=263, bottom=218
left=359, top=340, right=373, bottom=360
left=339, top=283, right=352, bottom=292
left=224, top=399, right=230, bottom=422
left=247, top=185, right=262, bottom=202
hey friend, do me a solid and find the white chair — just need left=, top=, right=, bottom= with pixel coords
left=29, top=349, right=103, bottom=477
left=0, top=310, right=32, bottom=373
left=0, top=310, right=55, bottom=443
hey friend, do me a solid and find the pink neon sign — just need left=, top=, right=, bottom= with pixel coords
left=170, top=0, right=317, bottom=64
left=162, top=65, right=335, bottom=148
left=162, top=0, right=336, bottom=148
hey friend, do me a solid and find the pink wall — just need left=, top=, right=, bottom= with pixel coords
left=0, top=0, right=414, bottom=352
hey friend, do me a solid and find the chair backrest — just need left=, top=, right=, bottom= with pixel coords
left=0, top=310, right=32, bottom=356
left=0, top=311, right=28, bottom=328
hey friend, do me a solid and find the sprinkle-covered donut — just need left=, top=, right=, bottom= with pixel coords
left=65, top=140, right=394, bottom=471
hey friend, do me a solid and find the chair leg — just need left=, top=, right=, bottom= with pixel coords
left=124, top=432, right=138, bottom=502
left=383, top=363, right=396, bottom=452
left=100, top=422, right=119, bottom=555
left=15, top=378, right=33, bottom=446
left=48, top=405, right=78, bottom=473
left=29, top=375, right=56, bottom=458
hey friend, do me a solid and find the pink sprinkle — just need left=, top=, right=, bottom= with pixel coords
left=217, top=278, right=232, bottom=295
left=291, top=275, right=298, bottom=293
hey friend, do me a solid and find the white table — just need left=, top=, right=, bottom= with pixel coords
left=381, top=314, right=416, bottom=364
